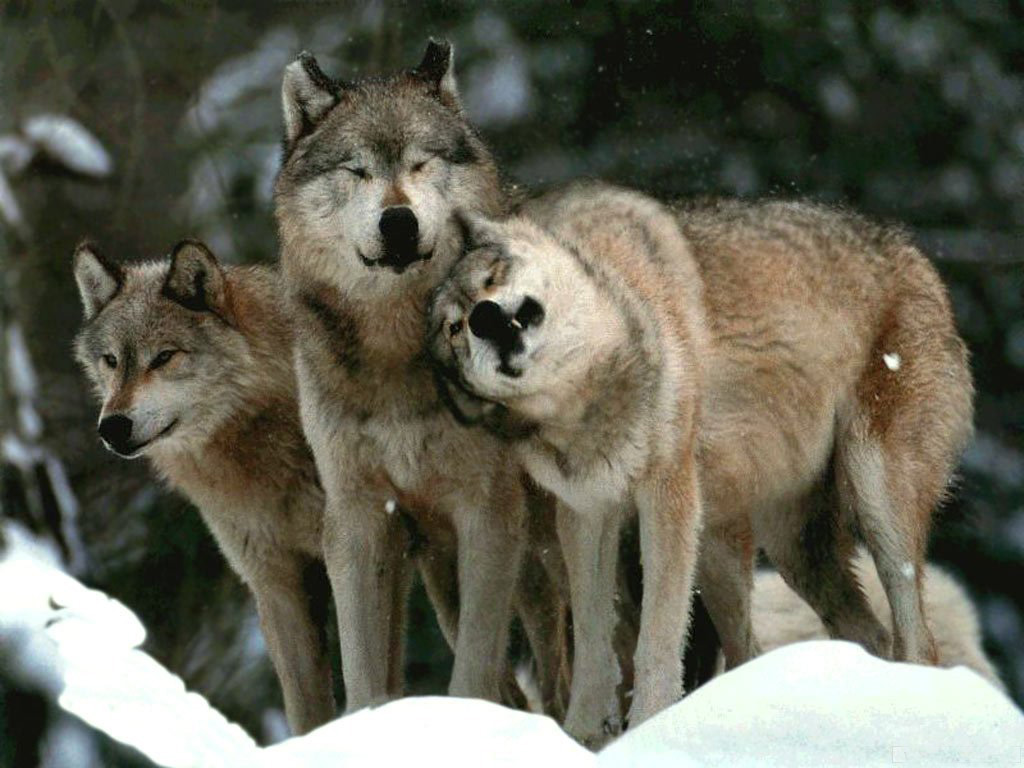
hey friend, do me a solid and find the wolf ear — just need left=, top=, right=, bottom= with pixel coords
left=455, top=209, right=501, bottom=251
left=73, top=241, right=122, bottom=320
left=282, top=51, right=345, bottom=145
left=163, top=240, right=231, bottom=320
left=413, top=39, right=459, bottom=104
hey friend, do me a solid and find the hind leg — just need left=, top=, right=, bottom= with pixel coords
left=697, top=518, right=761, bottom=669
left=516, top=548, right=570, bottom=719
left=837, top=431, right=936, bottom=662
left=839, top=282, right=973, bottom=664
left=756, top=488, right=891, bottom=658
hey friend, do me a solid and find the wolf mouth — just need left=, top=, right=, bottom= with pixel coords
left=107, top=418, right=180, bottom=459
left=358, top=248, right=434, bottom=275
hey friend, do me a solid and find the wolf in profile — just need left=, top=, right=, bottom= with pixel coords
left=73, top=240, right=336, bottom=734
left=274, top=41, right=567, bottom=714
left=429, top=181, right=973, bottom=744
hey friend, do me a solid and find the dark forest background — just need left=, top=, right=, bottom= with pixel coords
left=2, top=1, right=1022, bottom=765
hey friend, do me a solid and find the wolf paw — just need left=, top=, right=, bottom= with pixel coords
left=564, top=707, right=622, bottom=750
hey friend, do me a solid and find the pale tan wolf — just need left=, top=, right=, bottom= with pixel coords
left=750, top=550, right=1005, bottom=693
left=429, top=181, right=973, bottom=744
left=274, top=41, right=567, bottom=715
left=74, top=240, right=337, bottom=734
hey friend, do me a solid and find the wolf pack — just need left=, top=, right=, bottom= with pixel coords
left=72, top=40, right=1005, bottom=747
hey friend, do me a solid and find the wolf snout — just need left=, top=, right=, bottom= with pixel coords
left=98, top=414, right=133, bottom=453
left=378, top=206, right=424, bottom=269
left=469, top=300, right=514, bottom=345
left=468, top=297, right=545, bottom=348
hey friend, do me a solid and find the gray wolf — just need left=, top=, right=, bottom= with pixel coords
left=750, top=550, right=1005, bottom=692
left=428, top=181, right=973, bottom=743
left=274, top=40, right=567, bottom=714
left=73, top=240, right=336, bottom=734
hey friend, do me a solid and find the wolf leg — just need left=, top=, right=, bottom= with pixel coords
left=447, top=466, right=526, bottom=702
left=558, top=500, right=623, bottom=747
left=628, top=452, right=702, bottom=730
left=418, top=543, right=530, bottom=709
left=838, top=282, right=973, bottom=664
left=418, top=545, right=460, bottom=648
left=696, top=518, right=761, bottom=669
left=757, top=487, right=891, bottom=658
left=249, top=555, right=335, bottom=735
left=515, top=547, right=570, bottom=720
left=323, top=486, right=406, bottom=712
left=385, top=552, right=415, bottom=698
left=836, top=433, right=936, bottom=663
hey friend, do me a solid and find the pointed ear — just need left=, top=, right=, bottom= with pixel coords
left=73, top=241, right=122, bottom=320
left=413, top=39, right=459, bottom=104
left=162, top=240, right=231, bottom=320
left=282, top=51, right=344, bottom=145
left=455, top=209, right=501, bottom=251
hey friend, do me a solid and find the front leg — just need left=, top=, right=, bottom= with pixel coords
left=248, top=554, right=335, bottom=735
left=629, top=451, right=703, bottom=728
left=447, top=463, right=526, bottom=702
left=559, top=500, right=624, bottom=748
left=322, top=481, right=408, bottom=712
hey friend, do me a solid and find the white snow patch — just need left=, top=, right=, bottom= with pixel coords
left=23, top=115, right=113, bottom=178
left=602, top=641, right=1023, bottom=768
left=0, top=134, right=34, bottom=174
left=184, top=26, right=297, bottom=134
left=0, top=168, right=26, bottom=235
left=900, top=561, right=916, bottom=580
left=883, top=352, right=901, bottom=371
left=4, top=525, right=1021, bottom=768
left=384, top=498, right=397, bottom=515
left=262, top=697, right=592, bottom=768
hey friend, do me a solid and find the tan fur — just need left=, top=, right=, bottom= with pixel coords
left=74, top=242, right=337, bottom=734
left=431, top=184, right=709, bottom=745
left=429, top=182, right=973, bottom=743
left=274, top=43, right=568, bottom=715
left=750, top=551, right=1005, bottom=693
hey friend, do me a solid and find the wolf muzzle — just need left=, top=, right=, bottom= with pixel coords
left=376, top=206, right=432, bottom=272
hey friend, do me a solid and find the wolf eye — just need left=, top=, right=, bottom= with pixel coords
left=150, top=349, right=178, bottom=370
left=449, top=319, right=463, bottom=336
left=101, top=354, right=117, bottom=369
left=345, top=167, right=369, bottom=180
left=411, top=159, right=429, bottom=173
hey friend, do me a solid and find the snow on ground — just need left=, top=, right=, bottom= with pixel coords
left=2, top=522, right=1021, bottom=767
left=261, top=697, right=592, bottom=768
left=0, top=522, right=258, bottom=767
left=601, top=641, right=1023, bottom=768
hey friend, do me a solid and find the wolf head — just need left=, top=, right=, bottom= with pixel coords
left=428, top=211, right=622, bottom=428
left=73, top=240, right=255, bottom=459
left=274, top=40, right=503, bottom=299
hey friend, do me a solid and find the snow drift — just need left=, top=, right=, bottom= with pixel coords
left=2, top=523, right=1020, bottom=768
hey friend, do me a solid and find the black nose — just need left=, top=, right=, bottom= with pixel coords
left=379, top=206, right=419, bottom=253
left=515, top=297, right=545, bottom=329
left=98, top=414, right=133, bottom=451
left=468, top=300, right=509, bottom=342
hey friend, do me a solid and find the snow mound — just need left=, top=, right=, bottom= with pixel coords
left=3, top=524, right=1020, bottom=768
left=0, top=522, right=258, bottom=767
left=601, top=640, right=1023, bottom=768
left=262, top=696, right=592, bottom=768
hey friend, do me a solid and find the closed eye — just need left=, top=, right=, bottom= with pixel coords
left=150, top=349, right=178, bottom=370
left=344, top=167, right=370, bottom=180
